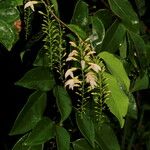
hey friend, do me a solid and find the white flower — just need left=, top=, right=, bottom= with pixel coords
left=68, top=50, right=78, bottom=57
left=81, top=60, right=86, bottom=70
left=66, top=50, right=78, bottom=62
left=88, top=63, right=101, bottom=73
left=65, top=77, right=81, bottom=90
left=24, top=1, right=39, bottom=11
left=69, top=41, right=77, bottom=47
left=65, top=67, right=77, bottom=79
left=86, top=72, right=97, bottom=89
left=66, top=56, right=78, bottom=62
left=86, top=51, right=96, bottom=56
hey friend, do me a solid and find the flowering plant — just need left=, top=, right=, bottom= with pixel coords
left=1, top=0, right=150, bottom=149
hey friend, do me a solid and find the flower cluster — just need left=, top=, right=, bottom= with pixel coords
left=65, top=39, right=101, bottom=90
left=64, top=39, right=110, bottom=121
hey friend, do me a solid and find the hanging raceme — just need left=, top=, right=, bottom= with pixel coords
left=38, top=1, right=66, bottom=81
left=91, top=59, right=110, bottom=123
left=24, top=0, right=38, bottom=39
left=24, top=5, right=32, bottom=39
left=65, top=38, right=110, bottom=121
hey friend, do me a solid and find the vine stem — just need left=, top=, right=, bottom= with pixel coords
left=41, top=2, right=81, bottom=39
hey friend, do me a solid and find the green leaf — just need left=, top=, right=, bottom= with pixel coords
left=12, top=134, right=29, bottom=150
left=76, top=112, right=95, bottom=147
left=16, top=67, right=55, bottom=91
left=67, top=24, right=87, bottom=40
left=56, top=126, right=70, bottom=150
left=53, top=86, right=72, bottom=123
left=119, top=37, right=127, bottom=59
left=99, top=51, right=130, bottom=91
left=127, top=93, right=137, bottom=119
left=101, top=20, right=126, bottom=53
left=12, top=134, right=43, bottom=150
left=24, top=117, right=55, bottom=146
left=95, top=9, right=114, bottom=30
left=132, top=72, right=149, bottom=92
left=0, top=1, right=22, bottom=9
left=0, top=7, right=19, bottom=23
left=95, top=123, right=120, bottom=150
left=9, top=0, right=23, bottom=7
left=71, top=0, right=89, bottom=30
left=10, top=91, right=47, bottom=135
left=108, top=0, right=139, bottom=33
left=0, top=20, right=16, bottom=50
left=126, top=33, right=139, bottom=69
left=0, top=0, right=21, bottom=50
left=51, top=0, right=59, bottom=15
left=15, top=0, right=23, bottom=6
left=90, top=16, right=105, bottom=51
left=129, top=32, right=147, bottom=69
left=73, top=139, right=96, bottom=150
left=104, top=73, right=129, bottom=127
left=34, top=48, right=50, bottom=67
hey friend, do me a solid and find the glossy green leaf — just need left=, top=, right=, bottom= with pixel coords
left=56, top=126, right=70, bottom=150
left=95, top=9, right=114, bottom=29
left=34, top=48, right=50, bottom=67
left=127, top=93, right=137, bottom=119
left=101, top=20, right=126, bottom=53
left=15, top=0, right=23, bottom=6
left=132, top=72, right=149, bottom=92
left=51, top=0, right=59, bottom=15
left=0, top=20, right=16, bottom=50
left=53, top=86, right=72, bottom=123
left=119, top=37, right=127, bottom=59
left=16, top=67, right=55, bottom=91
left=0, top=0, right=21, bottom=50
left=12, top=134, right=43, bottom=150
left=126, top=33, right=139, bottom=69
left=104, top=73, right=129, bottom=127
left=90, top=16, right=105, bottom=51
left=0, top=7, right=19, bottom=23
left=129, top=32, right=147, bottom=69
left=68, top=24, right=87, bottom=40
left=12, top=134, right=29, bottom=150
left=99, top=51, right=130, bottom=91
left=76, top=112, right=95, bottom=147
left=73, top=139, right=95, bottom=150
left=71, top=0, right=89, bottom=30
left=24, top=117, right=55, bottom=146
left=95, top=123, right=120, bottom=150
left=108, top=0, right=139, bottom=33
left=10, top=91, right=47, bottom=135
left=0, top=1, right=21, bottom=9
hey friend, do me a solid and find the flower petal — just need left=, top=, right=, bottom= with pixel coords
left=69, top=41, right=77, bottom=47
left=81, top=60, right=86, bottom=70
left=65, top=77, right=81, bottom=90
left=66, top=57, right=78, bottom=62
left=65, top=67, right=77, bottom=79
left=24, top=1, right=38, bottom=11
left=88, top=63, right=101, bottom=73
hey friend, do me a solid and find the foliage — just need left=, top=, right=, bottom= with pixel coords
left=0, top=0, right=22, bottom=50
left=0, top=0, right=150, bottom=149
